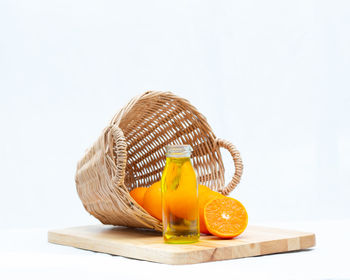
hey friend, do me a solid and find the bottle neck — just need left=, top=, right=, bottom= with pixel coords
left=166, top=145, right=192, bottom=158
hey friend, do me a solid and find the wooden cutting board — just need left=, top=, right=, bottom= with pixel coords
left=48, top=225, right=315, bottom=265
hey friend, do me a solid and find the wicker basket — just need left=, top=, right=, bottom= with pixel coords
left=75, top=91, right=243, bottom=231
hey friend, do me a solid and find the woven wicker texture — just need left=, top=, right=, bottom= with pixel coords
left=75, top=91, right=243, bottom=231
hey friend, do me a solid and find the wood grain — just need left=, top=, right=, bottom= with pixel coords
left=48, top=225, right=315, bottom=265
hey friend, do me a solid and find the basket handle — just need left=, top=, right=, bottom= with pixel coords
left=215, top=138, right=243, bottom=196
left=107, top=126, right=127, bottom=186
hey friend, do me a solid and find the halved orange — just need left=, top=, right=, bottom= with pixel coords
left=204, top=197, right=248, bottom=238
left=198, top=186, right=224, bottom=234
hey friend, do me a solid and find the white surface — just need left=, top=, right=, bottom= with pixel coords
left=0, top=220, right=349, bottom=280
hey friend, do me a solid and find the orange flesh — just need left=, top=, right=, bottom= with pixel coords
left=204, top=197, right=248, bottom=238
left=198, top=187, right=223, bottom=234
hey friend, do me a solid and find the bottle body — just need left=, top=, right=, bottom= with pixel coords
left=161, top=145, right=199, bottom=244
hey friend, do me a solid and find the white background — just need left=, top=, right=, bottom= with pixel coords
left=1, top=0, right=349, bottom=228
left=0, top=1, right=349, bottom=277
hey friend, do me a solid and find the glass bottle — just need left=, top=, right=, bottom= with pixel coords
left=161, top=145, right=199, bottom=243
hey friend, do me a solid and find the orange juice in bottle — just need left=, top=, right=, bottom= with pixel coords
left=161, top=145, right=199, bottom=243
